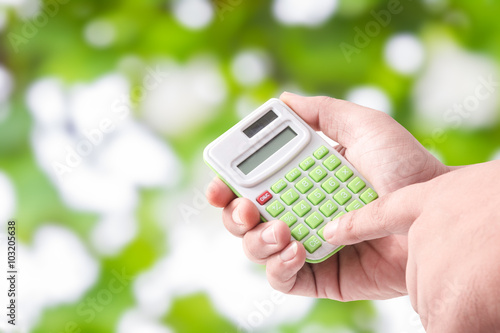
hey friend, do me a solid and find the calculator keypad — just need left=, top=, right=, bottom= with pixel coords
left=285, top=168, right=301, bottom=182
left=266, top=200, right=284, bottom=217
left=295, top=177, right=313, bottom=194
left=263, top=145, right=378, bottom=257
left=309, top=166, right=327, bottom=182
left=299, top=157, right=315, bottom=171
left=293, top=200, right=311, bottom=217
left=271, top=179, right=287, bottom=194
left=281, top=189, right=299, bottom=205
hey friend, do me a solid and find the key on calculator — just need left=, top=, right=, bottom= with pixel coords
left=204, top=98, right=378, bottom=263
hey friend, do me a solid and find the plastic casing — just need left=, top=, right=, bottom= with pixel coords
left=204, top=98, right=374, bottom=263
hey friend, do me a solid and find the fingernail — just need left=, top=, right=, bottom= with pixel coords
left=323, top=221, right=339, bottom=240
left=232, top=206, right=244, bottom=225
left=280, top=242, right=298, bottom=262
left=261, top=224, right=277, bottom=244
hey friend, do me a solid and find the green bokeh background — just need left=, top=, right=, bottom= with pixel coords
left=1, top=0, right=499, bottom=332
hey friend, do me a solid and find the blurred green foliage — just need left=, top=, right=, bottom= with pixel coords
left=1, top=0, right=499, bottom=332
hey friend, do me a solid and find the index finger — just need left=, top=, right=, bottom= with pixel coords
left=323, top=182, right=425, bottom=245
left=206, top=177, right=237, bottom=208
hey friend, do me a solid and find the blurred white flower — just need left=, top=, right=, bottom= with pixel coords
left=423, top=0, right=449, bottom=11
left=118, top=309, right=171, bottom=333
left=27, top=72, right=182, bottom=257
left=172, top=0, right=213, bottom=30
left=27, top=78, right=66, bottom=127
left=141, top=57, right=226, bottom=136
left=301, top=325, right=355, bottom=333
left=91, top=213, right=137, bottom=256
left=84, top=19, right=116, bottom=48
left=0, top=171, right=16, bottom=227
left=384, top=33, right=425, bottom=75
left=0, top=0, right=21, bottom=5
left=413, top=38, right=500, bottom=129
left=492, top=149, right=500, bottom=161
left=95, top=123, right=179, bottom=188
left=14, top=0, right=40, bottom=19
left=346, top=86, right=392, bottom=115
left=68, top=74, right=132, bottom=134
left=28, top=73, right=181, bottom=210
left=374, top=297, right=425, bottom=333
left=231, top=50, right=271, bottom=86
left=18, top=226, right=99, bottom=330
left=273, top=0, right=338, bottom=26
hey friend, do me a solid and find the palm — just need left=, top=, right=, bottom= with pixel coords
left=293, top=234, right=408, bottom=300
left=287, top=120, right=447, bottom=300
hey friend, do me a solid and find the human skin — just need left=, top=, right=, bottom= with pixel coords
left=207, top=93, right=500, bottom=332
left=323, top=161, right=500, bottom=332
left=206, top=92, right=451, bottom=301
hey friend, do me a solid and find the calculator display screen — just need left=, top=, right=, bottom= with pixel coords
left=238, top=127, right=297, bottom=175
left=243, top=110, right=278, bottom=138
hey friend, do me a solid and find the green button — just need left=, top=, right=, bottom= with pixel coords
left=266, top=200, right=285, bottom=217
left=299, top=157, right=315, bottom=171
left=317, top=226, right=326, bottom=241
left=309, top=166, right=327, bottom=182
left=323, top=155, right=341, bottom=171
left=279, top=212, right=297, bottom=227
left=304, top=235, right=322, bottom=253
left=319, top=200, right=338, bottom=217
left=291, top=223, right=309, bottom=241
left=335, top=166, right=353, bottom=182
left=281, top=188, right=299, bottom=206
left=305, top=212, right=324, bottom=229
left=271, top=179, right=287, bottom=193
left=286, top=168, right=301, bottom=182
left=321, top=177, right=340, bottom=194
left=346, top=199, right=363, bottom=212
left=360, top=188, right=378, bottom=204
left=347, top=177, right=366, bottom=194
left=295, top=177, right=314, bottom=194
left=333, top=188, right=352, bottom=205
left=292, top=200, right=311, bottom=217
left=307, top=188, right=326, bottom=205
left=313, top=146, right=329, bottom=159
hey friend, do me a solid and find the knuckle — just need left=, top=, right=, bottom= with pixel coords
left=242, top=236, right=266, bottom=264
left=343, top=211, right=362, bottom=242
left=342, top=212, right=355, bottom=232
left=242, top=232, right=260, bottom=258
left=317, top=95, right=337, bottom=107
left=371, top=195, right=391, bottom=233
left=267, top=266, right=294, bottom=294
left=316, top=96, right=341, bottom=116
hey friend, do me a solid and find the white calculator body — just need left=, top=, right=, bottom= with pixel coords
left=204, top=99, right=378, bottom=263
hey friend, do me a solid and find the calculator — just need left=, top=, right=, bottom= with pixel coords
left=204, top=98, right=378, bottom=263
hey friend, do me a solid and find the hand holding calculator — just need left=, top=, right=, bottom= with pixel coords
left=204, top=98, right=378, bottom=263
left=206, top=93, right=449, bottom=300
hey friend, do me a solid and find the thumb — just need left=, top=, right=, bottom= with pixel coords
left=323, top=183, right=425, bottom=245
left=280, top=92, right=391, bottom=149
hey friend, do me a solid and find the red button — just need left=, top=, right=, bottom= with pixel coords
left=256, top=191, right=273, bottom=205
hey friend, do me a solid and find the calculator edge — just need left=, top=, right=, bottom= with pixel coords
left=203, top=98, right=377, bottom=264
